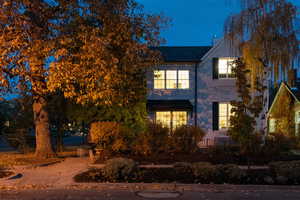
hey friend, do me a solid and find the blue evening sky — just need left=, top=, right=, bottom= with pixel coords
left=137, top=0, right=300, bottom=46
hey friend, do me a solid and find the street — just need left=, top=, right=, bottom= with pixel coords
left=1, top=186, right=300, bottom=200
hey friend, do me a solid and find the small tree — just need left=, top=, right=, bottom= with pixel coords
left=228, top=59, right=263, bottom=168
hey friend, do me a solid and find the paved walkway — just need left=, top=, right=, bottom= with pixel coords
left=0, top=157, right=89, bottom=189
left=0, top=158, right=300, bottom=199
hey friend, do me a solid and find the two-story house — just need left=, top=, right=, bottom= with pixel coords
left=147, top=39, right=239, bottom=146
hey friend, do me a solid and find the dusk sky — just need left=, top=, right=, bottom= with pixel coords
left=137, top=0, right=300, bottom=46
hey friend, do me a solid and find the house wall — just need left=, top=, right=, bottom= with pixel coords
left=147, top=63, right=196, bottom=125
left=196, top=40, right=238, bottom=137
left=146, top=40, right=240, bottom=142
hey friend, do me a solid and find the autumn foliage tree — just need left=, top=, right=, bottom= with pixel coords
left=0, top=0, right=166, bottom=158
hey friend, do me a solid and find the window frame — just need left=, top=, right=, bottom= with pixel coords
left=155, top=110, right=188, bottom=130
left=218, top=102, right=233, bottom=130
left=218, top=57, right=236, bottom=79
left=153, top=69, right=190, bottom=90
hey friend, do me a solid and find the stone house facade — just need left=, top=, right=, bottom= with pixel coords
left=146, top=39, right=240, bottom=146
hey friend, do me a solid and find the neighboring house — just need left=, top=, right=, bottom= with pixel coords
left=267, top=81, right=300, bottom=137
left=146, top=39, right=240, bottom=146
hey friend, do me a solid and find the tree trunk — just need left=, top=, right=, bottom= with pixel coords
left=33, top=96, right=55, bottom=158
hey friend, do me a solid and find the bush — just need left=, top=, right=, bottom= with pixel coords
left=269, top=160, right=300, bottom=184
left=192, top=162, right=216, bottom=183
left=173, top=162, right=193, bottom=183
left=206, top=145, right=241, bottom=164
left=215, top=164, right=246, bottom=184
left=73, top=168, right=103, bottom=182
left=264, top=133, right=299, bottom=154
left=171, top=125, right=205, bottom=153
left=102, top=157, right=138, bottom=182
left=132, top=122, right=170, bottom=156
left=88, top=122, right=128, bottom=153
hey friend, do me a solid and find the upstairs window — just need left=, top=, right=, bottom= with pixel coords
left=166, top=70, right=177, bottom=89
left=213, top=57, right=236, bottom=79
left=178, top=70, right=189, bottom=89
left=154, top=70, right=165, bottom=89
left=154, top=70, right=189, bottom=89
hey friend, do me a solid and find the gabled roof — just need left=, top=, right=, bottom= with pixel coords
left=268, top=82, right=300, bottom=116
left=151, top=46, right=212, bottom=62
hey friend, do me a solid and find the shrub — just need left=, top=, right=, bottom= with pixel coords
left=102, top=157, right=138, bottom=182
left=173, top=162, right=193, bottom=183
left=269, top=160, right=300, bottom=184
left=132, top=122, right=170, bottom=156
left=206, top=145, right=241, bottom=164
left=73, top=168, right=103, bottom=182
left=192, top=162, right=216, bottom=183
left=171, top=125, right=205, bottom=153
left=215, top=164, right=246, bottom=184
left=88, top=122, right=128, bottom=153
left=264, top=133, right=299, bottom=154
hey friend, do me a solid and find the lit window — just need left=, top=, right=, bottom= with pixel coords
left=269, top=118, right=276, bottom=133
left=166, top=70, right=177, bottom=89
left=156, top=111, right=172, bottom=128
left=218, top=103, right=233, bottom=129
left=155, top=111, right=187, bottom=129
left=218, top=58, right=236, bottom=79
left=154, top=70, right=165, bottom=89
left=178, top=70, right=189, bottom=89
left=172, top=111, right=187, bottom=128
left=153, top=70, right=189, bottom=89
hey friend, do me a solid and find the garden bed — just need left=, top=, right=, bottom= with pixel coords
left=94, top=150, right=300, bottom=165
left=75, top=158, right=300, bottom=185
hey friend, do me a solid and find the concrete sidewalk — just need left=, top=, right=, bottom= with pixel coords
left=1, top=184, right=300, bottom=200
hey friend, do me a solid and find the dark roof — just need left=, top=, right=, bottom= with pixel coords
left=147, top=100, right=193, bottom=111
left=286, top=81, right=300, bottom=101
left=151, top=46, right=212, bottom=62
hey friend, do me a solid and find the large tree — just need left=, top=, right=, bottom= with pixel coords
left=0, top=0, right=166, bottom=158
left=225, top=0, right=299, bottom=132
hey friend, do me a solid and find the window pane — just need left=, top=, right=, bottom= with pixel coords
left=218, top=59, right=228, bottom=74
left=178, top=70, right=189, bottom=89
left=269, top=118, right=276, bottom=133
left=154, top=80, right=165, bottom=89
left=178, top=70, right=189, bottom=79
left=166, top=70, right=177, bottom=79
left=154, top=70, right=165, bottom=80
left=156, top=112, right=171, bottom=128
left=154, top=70, right=165, bottom=89
left=218, top=103, right=234, bottom=129
left=166, top=80, right=177, bottom=89
left=219, top=116, right=227, bottom=129
left=219, top=103, right=227, bottom=117
left=178, top=80, right=189, bottom=89
left=173, top=111, right=187, bottom=129
left=218, top=58, right=236, bottom=78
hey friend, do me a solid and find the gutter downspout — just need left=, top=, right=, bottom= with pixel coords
left=194, top=62, right=198, bottom=126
